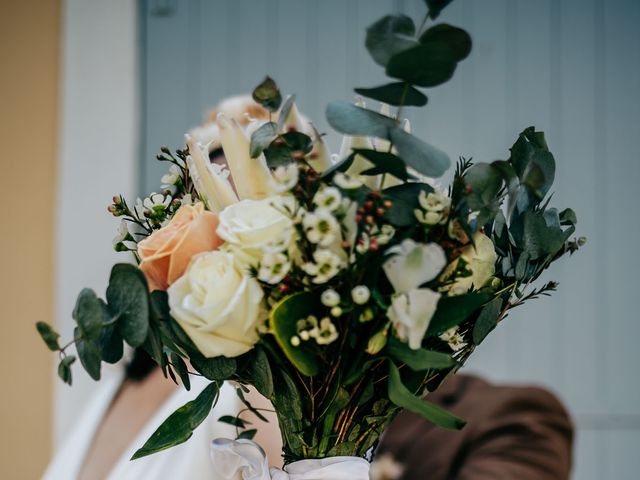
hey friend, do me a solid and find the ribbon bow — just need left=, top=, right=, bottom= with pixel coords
left=210, top=438, right=370, bottom=480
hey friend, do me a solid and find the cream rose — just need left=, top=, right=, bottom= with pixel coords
left=440, top=231, right=497, bottom=295
left=216, top=196, right=295, bottom=266
left=168, top=250, right=265, bottom=358
left=137, top=202, right=223, bottom=291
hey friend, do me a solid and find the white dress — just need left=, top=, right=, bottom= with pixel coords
left=43, top=371, right=238, bottom=480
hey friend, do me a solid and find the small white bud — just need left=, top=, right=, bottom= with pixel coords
left=330, top=306, right=343, bottom=317
left=321, top=289, right=341, bottom=307
left=290, top=335, right=301, bottom=347
left=351, top=285, right=371, bottom=305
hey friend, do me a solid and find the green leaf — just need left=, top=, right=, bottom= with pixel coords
left=250, top=121, right=278, bottom=158
left=107, top=264, right=150, bottom=348
left=387, top=337, right=455, bottom=370
left=263, top=131, right=313, bottom=168
left=427, top=292, right=492, bottom=336
left=354, top=82, right=428, bottom=107
left=170, top=352, right=191, bottom=391
left=191, top=354, right=237, bottom=381
left=244, top=346, right=274, bottom=399
left=365, top=15, right=417, bottom=67
left=132, top=382, right=219, bottom=459
left=521, top=210, right=566, bottom=260
left=388, top=361, right=465, bottom=429
left=269, top=292, right=321, bottom=377
left=150, top=290, right=171, bottom=320
left=237, top=429, right=258, bottom=440
left=464, top=163, right=503, bottom=223
left=272, top=368, right=303, bottom=420
left=98, top=324, right=124, bottom=364
left=252, top=76, right=282, bottom=112
left=389, top=127, right=450, bottom=177
left=353, top=149, right=413, bottom=181
left=386, top=41, right=458, bottom=87
left=218, top=415, right=248, bottom=428
left=73, top=288, right=104, bottom=342
left=425, top=0, right=454, bottom=19
left=277, top=94, right=296, bottom=132
left=472, top=297, right=503, bottom=345
left=58, top=356, right=76, bottom=385
left=36, top=321, right=60, bottom=351
left=326, top=101, right=397, bottom=139
left=75, top=327, right=102, bottom=381
left=559, top=208, right=577, bottom=226
left=320, top=152, right=355, bottom=180
left=509, top=128, right=556, bottom=206
left=383, top=182, right=434, bottom=227
left=419, top=24, right=472, bottom=61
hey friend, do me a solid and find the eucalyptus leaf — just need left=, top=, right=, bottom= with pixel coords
left=365, top=15, right=417, bottom=67
left=353, top=149, right=413, bottom=181
left=425, top=0, right=454, bottom=19
left=132, top=382, right=219, bottom=459
left=272, top=369, right=303, bottom=420
left=521, top=211, right=566, bottom=260
left=250, top=121, right=278, bottom=158
left=58, top=355, right=75, bottom=385
left=419, top=24, right=472, bottom=61
left=73, top=288, right=104, bottom=342
left=277, top=95, right=296, bottom=132
left=269, top=292, right=321, bottom=376
left=386, top=41, right=458, bottom=87
left=354, top=82, right=427, bottom=107
left=36, top=321, right=60, bottom=351
left=263, top=131, right=313, bottom=168
left=387, top=337, right=455, bottom=370
left=237, top=429, right=258, bottom=440
left=244, top=346, right=274, bottom=399
left=326, top=101, right=397, bottom=138
left=218, top=415, right=247, bottom=428
left=191, top=354, right=237, bottom=381
left=388, top=361, right=465, bottom=429
left=75, top=327, right=102, bottom=381
left=252, top=76, right=282, bottom=112
left=98, top=324, right=124, bottom=364
left=389, top=127, right=450, bottom=177
left=107, top=264, right=149, bottom=348
left=150, top=290, right=171, bottom=320
left=472, top=297, right=503, bottom=345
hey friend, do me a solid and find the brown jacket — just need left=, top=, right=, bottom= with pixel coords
left=378, top=375, right=573, bottom=480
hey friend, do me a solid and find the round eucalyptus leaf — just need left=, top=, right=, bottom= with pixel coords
left=386, top=41, right=458, bottom=87
left=365, top=15, right=417, bottom=67
left=419, top=23, right=472, bottom=61
left=354, top=82, right=428, bottom=107
left=106, top=263, right=150, bottom=348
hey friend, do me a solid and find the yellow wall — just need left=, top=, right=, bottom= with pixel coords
left=0, top=0, right=59, bottom=477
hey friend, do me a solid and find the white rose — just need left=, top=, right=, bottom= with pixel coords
left=217, top=196, right=295, bottom=266
left=440, top=232, right=497, bottom=295
left=387, top=288, right=441, bottom=350
left=383, top=239, right=447, bottom=294
left=168, top=251, right=265, bottom=358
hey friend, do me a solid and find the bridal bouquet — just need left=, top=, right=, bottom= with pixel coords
left=38, top=0, right=583, bottom=477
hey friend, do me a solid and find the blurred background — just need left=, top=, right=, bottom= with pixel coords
left=1, top=0, right=639, bottom=478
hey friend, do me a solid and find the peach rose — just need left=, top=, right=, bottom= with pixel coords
left=138, top=202, right=223, bottom=291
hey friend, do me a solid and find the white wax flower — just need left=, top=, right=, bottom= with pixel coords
left=302, top=248, right=344, bottom=284
left=316, top=317, right=339, bottom=345
left=383, top=239, right=446, bottom=294
left=415, top=190, right=451, bottom=225
left=217, top=196, right=295, bottom=266
left=161, top=164, right=181, bottom=188
left=387, top=288, right=441, bottom=350
left=303, top=208, right=340, bottom=247
left=270, top=163, right=299, bottom=193
left=313, top=186, right=342, bottom=212
left=257, top=252, right=291, bottom=284
left=168, top=251, right=265, bottom=358
left=439, top=325, right=468, bottom=352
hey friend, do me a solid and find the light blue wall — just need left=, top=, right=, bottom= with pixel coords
left=140, top=0, right=640, bottom=477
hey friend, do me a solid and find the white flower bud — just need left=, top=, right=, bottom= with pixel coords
left=330, top=306, right=343, bottom=317
left=321, top=289, right=341, bottom=307
left=351, top=285, right=371, bottom=305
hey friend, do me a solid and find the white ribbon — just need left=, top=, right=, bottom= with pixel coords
left=211, top=438, right=370, bottom=480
